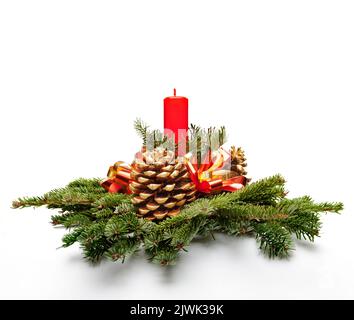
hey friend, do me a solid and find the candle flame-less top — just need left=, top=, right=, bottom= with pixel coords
left=164, top=88, right=188, bottom=100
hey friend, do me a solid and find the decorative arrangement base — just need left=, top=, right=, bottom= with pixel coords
left=12, top=118, right=343, bottom=265
left=13, top=174, right=342, bottom=265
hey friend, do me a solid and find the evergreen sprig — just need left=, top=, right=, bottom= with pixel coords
left=134, top=118, right=168, bottom=148
left=134, top=119, right=228, bottom=162
left=13, top=175, right=343, bottom=264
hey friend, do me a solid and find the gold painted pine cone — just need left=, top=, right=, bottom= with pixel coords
left=129, top=148, right=196, bottom=221
left=231, top=146, right=248, bottom=176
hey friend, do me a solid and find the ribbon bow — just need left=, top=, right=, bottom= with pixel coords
left=100, top=161, right=132, bottom=193
left=101, top=148, right=247, bottom=195
left=184, top=147, right=246, bottom=194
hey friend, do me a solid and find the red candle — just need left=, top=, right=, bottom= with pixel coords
left=164, top=89, right=189, bottom=152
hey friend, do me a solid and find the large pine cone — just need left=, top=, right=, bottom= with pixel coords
left=129, top=148, right=197, bottom=221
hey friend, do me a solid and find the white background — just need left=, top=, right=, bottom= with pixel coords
left=0, top=0, right=353, bottom=299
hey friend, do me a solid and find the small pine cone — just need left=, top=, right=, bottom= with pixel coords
left=129, top=148, right=197, bottom=221
left=231, top=146, right=248, bottom=176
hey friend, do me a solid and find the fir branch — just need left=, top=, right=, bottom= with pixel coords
left=147, top=246, right=179, bottom=266
left=143, top=229, right=162, bottom=252
left=171, top=198, right=216, bottom=221
left=215, top=204, right=289, bottom=222
left=169, top=216, right=207, bottom=248
left=12, top=174, right=344, bottom=263
left=138, top=218, right=157, bottom=235
left=210, top=174, right=287, bottom=208
left=216, top=217, right=253, bottom=236
left=135, top=118, right=172, bottom=149
left=275, top=197, right=342, bottom=241
left=281, top=212, right=321, bottom=241
left=148, top=129, right=168, bottom=148
left=51, top=212, right=93, bottom=228
left=62, top=228, right=84, bottom=247
left=253, top=222, right=293, bottom=258
left=77, top=221, right=112, bottom=263
left=218, top=126, right=226, bottom=146
left=104, top=213, right=139, bottom=239
left=134, top=118, right=149, bottom=146
left=189, top=124, right=201, bottom=136
left=235, top=174, right=287, bottom=205
left=12, top=196, right=47, bottom=209
left=187, top=124, right=228, bottom=165
left=12, top=178, right=105, bottom=209
left=142, top=203, right=212, bottom=258
left=105, top=238, right=140, bottom=262
left=13, top=194, right=95, bottom=210
left=12, top=179, right=132, bottom=213
left=93, top=193, right=132, bottom=209
left=278, top=196, right=343, bottom=214
left=114, top=203, right=136, bottom=215
left=45, top=188, right=101, bottom=206
left=92, top=208, right=117, bottom=219
left=66, top=178, right=104, bottom=191
left=144, top=199, right=215, bottom=244
left=104, top=216, right=129, bottom=239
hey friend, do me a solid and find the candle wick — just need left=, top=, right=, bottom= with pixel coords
left=173, top=88, right=176, bottom=96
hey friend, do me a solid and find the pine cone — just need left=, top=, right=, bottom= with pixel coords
left=129, top=148, right=197, bottom=221
left=231, top=146, right=248, bottom=176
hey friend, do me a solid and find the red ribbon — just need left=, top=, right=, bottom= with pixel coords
left=101, top=148, right=247, bottom=195
left=184, top=147, right=246, bottom=194
left=100, top=161, right=132, bottom=194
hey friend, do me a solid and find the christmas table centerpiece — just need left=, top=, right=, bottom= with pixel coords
left=13, top=90, right=343, bottom=265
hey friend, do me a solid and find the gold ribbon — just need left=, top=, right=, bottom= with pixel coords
left=100, top=161, right=132, bottom=193
left=184, top=147, right=246, bottom=194
left=101, top=148, right=246, bottom=195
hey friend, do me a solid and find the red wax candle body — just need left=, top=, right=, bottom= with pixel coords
left=164, top=89, right=189, bottom=151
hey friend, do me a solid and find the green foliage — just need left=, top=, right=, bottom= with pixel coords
left=222, top=174, right=287, bottom=206
left=189, top=124, right=227, bottom=149
left=134, top=119, right=228, bottom=163
left=62, top=228, right=84, bottom=247
left=134, top=118, right=168, bottom=148
left=147, top=246, right=180, bottom=266
left=92, top=193, right=132, bottom=209
left=134, top=118, right=149, bottom=146
left=169, top=216, right=206, bottom=248
left=13, top=175, right=343, bottom=265
left=188, top=124, right=228, bottom=165
left=275, top=196, right=341, bottom=241
left=11, top=120, right=344, bottom=265
left=253, top=223, right=293, bottom=258
left=216, top=217, right=253, bottom=236
left=104, top=212, right=140, bottom=239
left=105, top=238, right=140, bottom=262
left=12, top=178, right=105, bottom=210
left=67, top=178, right=105, bottom=191
left=77, top=221, right=111, bottom=262
left=51, top=212, right=92, bottom=228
